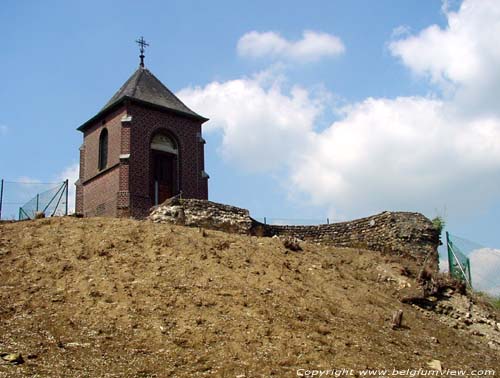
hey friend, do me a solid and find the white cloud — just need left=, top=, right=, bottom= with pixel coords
left=468, top=248, right=500, bottom=296
left=389, top=0, right=500, bottom=116
left=178, top=71, right=323, bottom=172
left=16, top=176, right=41, bottom=185
left=180, top=0, right=500, bottom=222
left=291, top=97, right=500, bottom=218
left=181, top=76, right=500, bottom=220
left=55, top=163, right=79, bottom=213
left=237, top=30, right=345, bottom=62
left=391, top=25, right=411, bottom=39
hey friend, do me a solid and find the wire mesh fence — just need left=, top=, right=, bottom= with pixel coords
left=446, top=231, right=500, bottom=296
left=0, top=179, right=68, bottom=220
left=446, top=232, right=472, bottom=287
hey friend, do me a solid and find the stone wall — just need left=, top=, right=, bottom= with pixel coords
left=150, top=198, right=253, bottom=234
left=262, top=212, right=440, bottom=270
left=149, top=199, right=440, bottom=270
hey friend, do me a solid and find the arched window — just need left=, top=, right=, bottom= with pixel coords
left=98, top=128, right=108, bottom=170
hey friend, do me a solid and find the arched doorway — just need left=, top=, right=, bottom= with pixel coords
left=151, top=133, right=179, bottom=205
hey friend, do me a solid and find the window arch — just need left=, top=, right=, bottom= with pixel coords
left=98, top=128, right=108, bottom=170
left=151, top=133, right=178, bottom=154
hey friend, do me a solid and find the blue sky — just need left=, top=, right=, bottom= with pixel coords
left=1, top=1, right=499, bottom=291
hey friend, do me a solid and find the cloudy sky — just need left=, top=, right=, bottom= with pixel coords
left=1, top=0, right=499, bottom=292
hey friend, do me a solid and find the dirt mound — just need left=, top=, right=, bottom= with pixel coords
left=0, top=217, right=498, bottom=377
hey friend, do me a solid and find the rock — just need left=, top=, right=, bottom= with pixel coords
left=391, top=309, right=404, bottom=329
left=34, top=211, right=45, bottom=219
left=430, top=337, right=439, bottom=344
left=427, top=360, right=442, bottom=372
left=470, top=330, right=485, bottom=337
left=487, top=341, right=499, bottom=350
left=282, top=237, right=302, bottom=252
left=1, top=353, right=24, bottom=364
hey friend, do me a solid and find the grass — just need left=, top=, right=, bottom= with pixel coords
left=475, top=291, right=500, bottom=311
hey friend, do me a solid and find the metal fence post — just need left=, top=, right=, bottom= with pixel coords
left=36, top=194, right=39, bottom=212
left=0, top=179, right=3, bottom=220
left=446, top=231, right=453, bottom=276
left=327, top=217, right=330, bottom=224
left=65, top=179, right=69, bottom=215
left=466, top=259, right=472, bottom=286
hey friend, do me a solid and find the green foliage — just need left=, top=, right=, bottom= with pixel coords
left=432, top=216, right=445, bottom=234
left=489, top=296, right=500, bottom=310
left=476, top=291, right=500, bottom=311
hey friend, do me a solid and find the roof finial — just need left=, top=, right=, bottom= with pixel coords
left=135, top=36, right=149, bottom=68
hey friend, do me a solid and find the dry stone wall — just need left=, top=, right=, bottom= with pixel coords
left=149, top=199, right=440, bottom=270
left=150, top=198, right=253, bottom=234
left=262, top=212, right=440, bottom=270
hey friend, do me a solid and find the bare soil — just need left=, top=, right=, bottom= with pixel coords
left=0, top=217, right=498, bottom=377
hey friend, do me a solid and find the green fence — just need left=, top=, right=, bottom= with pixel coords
left=0, top=179, right=68, bottom=220
left=17, top=180, right=69, bottom=220
left=446, top=232, right=472, bottom=287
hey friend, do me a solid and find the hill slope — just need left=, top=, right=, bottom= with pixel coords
left=0, top=217, right=498, bottom=377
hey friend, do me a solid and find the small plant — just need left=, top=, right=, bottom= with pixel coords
left=492, top=297, right=500, bottom=310
left=476, top=291, right=500, bottom=311
left=432, top=216, right=445, bottom=234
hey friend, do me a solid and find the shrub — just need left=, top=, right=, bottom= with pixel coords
left=432, top=216, right=445, bottom=234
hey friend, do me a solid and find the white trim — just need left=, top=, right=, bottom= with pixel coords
left=119, top=153, right=130, bottom=160
left=151, top=134, right=178, bottom=154
left=121, top=115, right=133, bottom=123
left=151, top=143, right=178, bottom=154
left=201, top=170, right=210, bottom=179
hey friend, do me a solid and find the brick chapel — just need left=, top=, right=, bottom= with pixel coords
left=75, top=39, right=209, bottom=218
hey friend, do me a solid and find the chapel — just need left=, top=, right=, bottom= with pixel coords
left=75, top=38, right=209, bottom=218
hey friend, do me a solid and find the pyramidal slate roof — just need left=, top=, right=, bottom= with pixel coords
left=78, top=67, right=207, bottom=130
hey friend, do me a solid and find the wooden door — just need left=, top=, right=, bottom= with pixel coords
left=152, top=151, right=177, bottom=205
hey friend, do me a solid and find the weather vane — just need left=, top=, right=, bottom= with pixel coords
left=135, top=36, right=149, bottom=68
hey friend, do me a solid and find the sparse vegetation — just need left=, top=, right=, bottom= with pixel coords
left=475, top=291, right=500, bottom=311
left=431, top=216, right=446, bottom=234
left=0, top=217, right=498, bottom=376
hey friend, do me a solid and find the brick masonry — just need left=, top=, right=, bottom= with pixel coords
left=76, top=101, right=208, bottom=218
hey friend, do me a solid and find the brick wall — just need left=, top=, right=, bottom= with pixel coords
left=75, top=145, right=85, bottom=214
left=82, top=107, right=126, bottom=182
left=77, top=106, right=126, bottom=217
left=76, top=102, right=208, bottom=218
left=127, top=103, right=208, bottom=218
left=81, top=167, right=120, bottom=217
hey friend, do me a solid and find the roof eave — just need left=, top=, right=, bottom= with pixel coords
left=126, top=97, right=209, bottom=123
left=77, top=96, right=209, bottom=132
left=77, top=98, right=127, bottom=131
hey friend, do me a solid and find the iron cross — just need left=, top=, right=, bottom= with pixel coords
left=136, top=36, right=149, bottom=67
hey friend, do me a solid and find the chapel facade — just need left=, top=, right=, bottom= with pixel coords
left=75, top=49, right=209, bottom=218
